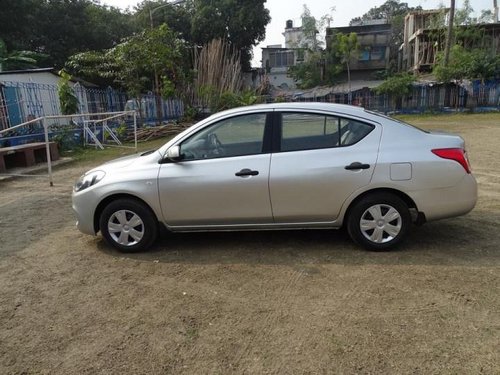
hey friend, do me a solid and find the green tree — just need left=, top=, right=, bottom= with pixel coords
left=434, top=45, right=500, bottom=83
left=433, top=0, right=500, bottom=81
left=0, top=0, right=39, bottom=52
left=134, top=0, right=270, bottom=70
left=477, top=9, right=495, bottom=23
left=375, top=73, right=415, bottom=110
left=67, top=25, right=184, bottom=99
left=133, top=0, right=193, bottom=42
left=454, top=0, right=474, bottom=25
left=336, top=33, right=360, bottom=104
left=467, top=50, right=500, bottom=82
left=350, top=0, right=416, bottom=22
left=300, top=5, right=318, bottom=49
left=288, top=53, right=325, bottom=89
left=0, top=39, right=45, bottom=72
left=39, top=1, right=136, bottom=68
left=434, top=45, right=499, bottom=109
left=0, top=0, right=136, bottom=69
left=57, top=70, right=79, bottom=115
left=288, top=6, right=338, bottom=89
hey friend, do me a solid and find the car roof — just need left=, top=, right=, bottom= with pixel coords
left=210, top=102, right=381, bottom=123
left=225, top=102, right=366, bottom=115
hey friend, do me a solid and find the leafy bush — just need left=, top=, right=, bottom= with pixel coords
left=199, top=88, right=264, bottom=113
left=375, top=73, right=416, bottom=111
left=182, top=106, right=200, bottom=122
left=434, top=45, right=500, bottom=83
left=51, top=126, right=82, bottom=151
left=57, top=70, right=79, bottom=115
left=375, top=73, right=416, bottom=97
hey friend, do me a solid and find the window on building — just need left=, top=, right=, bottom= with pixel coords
left=371, top=46, right=385, bottom=60
left=269, top=51, right=295, bottom=68
left=360, top=49, right=370, bottom=61
left=358, top=46, right=386, bottom=62
left=296, top=49, right=305, bottom=62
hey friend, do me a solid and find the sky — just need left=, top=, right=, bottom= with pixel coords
left=99, top=0, right=494, bottom=66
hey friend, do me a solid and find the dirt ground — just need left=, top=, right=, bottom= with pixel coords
left=0, top=113, right=499, bottom=374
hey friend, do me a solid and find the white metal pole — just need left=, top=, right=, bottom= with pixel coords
left=43, top=117, right=53, bottom=187
left=134, top=111, right=138, bottom=153
left=83, top=121, right=87, bottom=147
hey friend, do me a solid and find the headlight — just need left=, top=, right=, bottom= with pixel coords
left=74, top=170, right=105, bottom=192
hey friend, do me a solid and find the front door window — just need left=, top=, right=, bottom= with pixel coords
left=180, top=113, right=267, bottom=160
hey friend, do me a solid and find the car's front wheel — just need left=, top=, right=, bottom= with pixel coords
left=347, top=193, right=411, bottom=251
left=99, top=198, right=158, bottom=252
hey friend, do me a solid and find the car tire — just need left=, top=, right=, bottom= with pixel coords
left=99, top=198, right=158, bottom=252
left=347, top=193, right=411, bottom=251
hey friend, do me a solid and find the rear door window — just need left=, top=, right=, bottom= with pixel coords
left=280, top=113, right=339, bottom=152
left=279, top=113, right=374, bottom=152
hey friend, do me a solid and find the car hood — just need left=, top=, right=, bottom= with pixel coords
left=105, top=153, right=142, bottom=167
left=89, top=150, right=161, bottom=174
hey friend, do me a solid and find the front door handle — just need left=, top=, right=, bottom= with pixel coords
left=235, top=168, right=259, bottom=177
left=345, top=162, right=370, bottom=170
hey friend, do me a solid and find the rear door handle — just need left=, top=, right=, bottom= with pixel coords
left=345, top=162, right=370, bottom=170
left=235, top=168, right=259, bottom=177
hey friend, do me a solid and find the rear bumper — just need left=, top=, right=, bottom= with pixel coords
left=409, top=174, right=477, bottom=222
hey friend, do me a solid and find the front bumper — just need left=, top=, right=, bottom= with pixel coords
left=72, top=191, right=98, bottom=236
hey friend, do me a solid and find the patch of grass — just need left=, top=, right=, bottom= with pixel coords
left=62, top=137, right=172, bottom=165
left=394, top=112, right=500, bottom=126
left=185, top=327, right=199, bottom=340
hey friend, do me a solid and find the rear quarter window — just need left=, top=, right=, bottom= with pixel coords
left=339, top=118, right=375, bottom=146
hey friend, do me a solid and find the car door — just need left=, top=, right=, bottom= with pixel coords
left=158, top=112, right=273, bottom=227
left=269, top=112, right=381, bottom=223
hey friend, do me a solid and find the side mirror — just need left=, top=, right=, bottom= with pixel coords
left=166, top=145, right=181, bottom=161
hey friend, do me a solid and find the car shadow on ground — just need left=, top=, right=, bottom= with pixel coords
left=96, top=211, right=500, bottom=267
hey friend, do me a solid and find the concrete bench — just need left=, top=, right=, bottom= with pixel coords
left=0, top=142, right=60, bottom=173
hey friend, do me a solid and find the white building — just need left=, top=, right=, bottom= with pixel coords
left=261, top=20, right=307, bottom=90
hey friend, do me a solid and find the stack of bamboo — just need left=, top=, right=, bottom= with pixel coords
left=125, top=123, right=192, bottom=142
left=191, top=38, right=243, bottom=109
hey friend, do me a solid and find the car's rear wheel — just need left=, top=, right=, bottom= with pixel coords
left=99, top=198, right=158, bottom=252
left=347, top=193, right=411, bottom=251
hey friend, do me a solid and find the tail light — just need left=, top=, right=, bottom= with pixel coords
left=432, top=148, right=471, bottom=173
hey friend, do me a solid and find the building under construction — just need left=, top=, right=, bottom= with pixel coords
left=399, top=9, right=500, bottom=72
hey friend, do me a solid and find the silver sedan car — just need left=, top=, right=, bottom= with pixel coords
left=72, top=103, right=477, bottom=252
